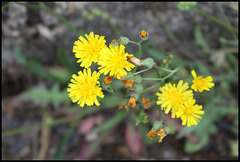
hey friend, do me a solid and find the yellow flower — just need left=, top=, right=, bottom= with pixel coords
left=156, top=80, right=193, bottom=118
left=191, top=70, right=214, bottom=92
left=98, top=44, right=135, bottom=79
left=67, top=68, right=104, bottom=107
left=176, top=98, right=204, bottom=127
left=73, top=32, right=106, bottom=68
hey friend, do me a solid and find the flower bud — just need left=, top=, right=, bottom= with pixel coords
left=140, top=97, right=151, bottom=109
left=157, top=129, right=166, bottom=143
left=168, top=53, right=174, bottom=61
left=128, top=96, right=136, bottom=108
left=104, top=76, right=112, bottom=85
left=128, top=56, right=141, bottom=66
left=161, top=58, right=168, bottom=65
left=139, top=29, right=149, bottom=40
left=141, top=57, right=155, bottom=68
left=110, top=39, right=119, bottom=48
left=118, top=36, right=129, bottom=45
left=122, top=78, right=135, bottom=90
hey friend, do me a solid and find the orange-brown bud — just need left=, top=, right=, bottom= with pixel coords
left=122, top=78, right=135, bottom=90
left=104, top=76, right=113, bottom=85
left=140, top=97, right=151, bottom=109
left=146, top=129, right=157, bottom=140
left=128, top=97, right=136, bottom=108
left=139, top=29, right=149, bottom=40
left=157, top=129, right=166, bottom=143
left=127, top=56, right=141, bottom=66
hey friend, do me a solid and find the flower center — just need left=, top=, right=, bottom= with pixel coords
left=169, top=90, right=182, bottom=106
left=185, top=108, right=193, bottom=115
left=196, top=77, right=204, bottom=86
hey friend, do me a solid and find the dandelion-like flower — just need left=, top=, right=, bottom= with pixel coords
left=98, top=44, right=135, bottom=79
left=176, top=98, right=204, bottom=127
left=191, top=70, right=214, bottom=92
left=156, top=80, right=193, bottom=118
left=73, top=32, right=106, bottom=68
left=67, top=68, right=104, bottom=107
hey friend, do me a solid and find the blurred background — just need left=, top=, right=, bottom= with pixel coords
left=2, top=2, right=238, bottom=160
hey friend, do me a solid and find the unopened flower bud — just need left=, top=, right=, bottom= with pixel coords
left=140, top=97, right=151, bottom=109
left=157, top=129, right=166, bottom=143
left=104, top=76, right=112, bottom=85
left=168, top=53, right=174, bottom=61
left=118, top=36, right=129, bottom=45
left=122, top=78, right=135, bottom=90
left=128, top=56, right=141, bottom=66
left=141, top=57, right=155, bottom=68
left=139, top=29, right=149, bottom=40
left=147, top=129, right=157, bottom=140
left=111, top=39, right=119, bottom=48
left=128, top=96, right=136, bottom=108
left=161, top=58, right=168, bottom=65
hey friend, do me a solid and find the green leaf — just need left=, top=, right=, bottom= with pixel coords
left=194, top=23, right=210, bottom=50
left=184, top=135, right=209, bottom=153
left=57, top=48, right=76, bottom=74
left=90, top=111, right=127, bottom=134
left=19, top=84, right=70, bottom=107
left=47, top=67, right=72, bottom=84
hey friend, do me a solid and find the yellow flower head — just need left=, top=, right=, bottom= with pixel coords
left=73, top=32, right=106, bottom=68
left=156, top=80, right=193, bottom=118
left=176, top=98, right=204, bottom=127
left=98, top=44, right=135, bottom=79
left=67, top=68, right=104, bottom=107
left=191, top=70, right=214, bottom=92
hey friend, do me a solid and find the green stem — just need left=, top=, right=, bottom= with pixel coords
left=140, top=82, right=162, bottom=94
left=127, top=40, right=143, bottom=96
left=128, top=40, right=139, bottom=45
left=140, top=55, right=182, bottom=93
left=216, top=3, right=237, bottom=39
left=133, top=67, right=151, bottom=76
left=156, top=66, right=172, bottom=73
left=2, top=2, right=13, bottom=9
left=192, top=7, right=238, bottom=34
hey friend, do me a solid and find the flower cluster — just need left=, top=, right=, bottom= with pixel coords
left=68, top=30, right=215, bottom=144
left=68, top=32, right=135, bottom=107
left=156, top=70, right=214, bottom=127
